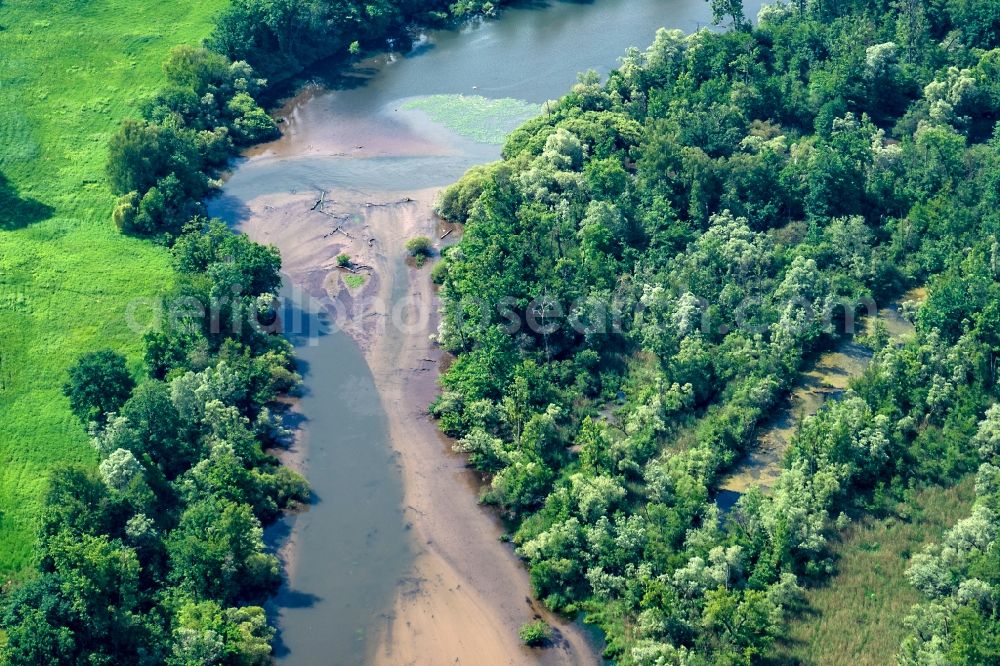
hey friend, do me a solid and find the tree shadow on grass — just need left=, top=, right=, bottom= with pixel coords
left=0, top=171, right=54, bottom=230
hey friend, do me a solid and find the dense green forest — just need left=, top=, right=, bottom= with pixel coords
left=210, top=0, right=507, bottom=82
left=4, top=0, right=1000, bottom=663
left=432, top=1, right=1000, bottom=662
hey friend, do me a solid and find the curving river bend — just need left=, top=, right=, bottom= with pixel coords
left=209, top=1, right=764, bottom=663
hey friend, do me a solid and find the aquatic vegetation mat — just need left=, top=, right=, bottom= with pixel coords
left=400, top=94, right=541, bottom=144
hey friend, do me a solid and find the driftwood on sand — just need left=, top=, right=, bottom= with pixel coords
left=322, top=225, right=355, bottom=240
left=364, top=197, right=413, bottom=208
left=316, top=209, right=351, bottom=221
left=339, top=263, right=374, bottom=274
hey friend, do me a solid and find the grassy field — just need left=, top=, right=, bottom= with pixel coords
left=0, top=0, right=227, bottom=581
left=770, top=476, right=977, bottom=665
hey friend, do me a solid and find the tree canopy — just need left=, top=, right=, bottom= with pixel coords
left=431, top=1, right=1000, bottom=661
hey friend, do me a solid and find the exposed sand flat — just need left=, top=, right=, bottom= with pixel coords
left=212, top=3, right=760, bottom=658
left=235, top=182, right=598, bottom=665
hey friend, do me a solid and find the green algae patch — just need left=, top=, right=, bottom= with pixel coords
left=400, top=94, right=541, bottom=144
left=343, top=274, right=366, bottom=289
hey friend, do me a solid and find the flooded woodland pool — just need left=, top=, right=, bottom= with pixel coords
left=716, top=291, right=924, bottom=512
left=208, top=1, right=765, bottom=663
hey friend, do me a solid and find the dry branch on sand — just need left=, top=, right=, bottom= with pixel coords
left=364, top=197, right=413, bottom=208
left=316, top=209, right=351, bottom=221
left=337, top=262, right=373, bottom=274
left=310, top=191, right=326, bottom=210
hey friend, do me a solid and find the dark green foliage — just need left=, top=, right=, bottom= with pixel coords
left=107, top=46, right=275, bottom=237
left=436, top=163, right=500, bottom=221
left=106, top=119, right=205, bottom=197
left=708, top=0, right=750, bottom=31
left=166, top=496, right=280, bottom=604
left=405, top=235, right=434, bottom=257
left=5, top=213, right=305, bottom=662
left=432, top=2, right=1000, bottom=662
left=62, top=349, right=135, bottom=424
left=119, top=381, right=188, bottom=476
left=945, top=0, right=1000, bottom=49
left=5, top=211, right=305, bottom=663
left=210, top=0, right=512, bottom=82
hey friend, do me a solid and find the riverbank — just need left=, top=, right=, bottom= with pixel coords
left=230, top=162, right=600, bottom=662
left=210, top=2, right=754, bottom=659
left=212, top=68, right=603, bottom=659
left=359, top=191, right=600, bottom=665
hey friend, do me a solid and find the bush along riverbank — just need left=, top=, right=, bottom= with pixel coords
left=210, top=0, right=516, bottom=90
left=431, top=2, right=1000, bottom=663
left=0, top=1, right=520, bottom=663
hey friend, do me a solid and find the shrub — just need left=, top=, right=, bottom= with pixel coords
left=436, top=163, right=493, bottom=221
left=405, top=236, right=434, bottom=258
left=430, top=255, right=449, bottom=284
left=518, top=620, right=551, bottom=647
left=106, top=120, right=203, bottom=197
left=336, top=253, right=352, bottom=268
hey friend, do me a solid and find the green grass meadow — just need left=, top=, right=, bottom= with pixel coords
left=0, top=0, right=226, bottom=581
left=771, top=477, right=977, bottom=665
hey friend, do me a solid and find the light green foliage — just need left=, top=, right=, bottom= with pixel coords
left=169, top=602, right=273, bottom=666
left=569, top=473, right=625, bottom=523
left=0, top=0, right=227, bottom=581
left=400, top=95, right=541, bottom=144
left=518, top=619, right=551, bottom=646
left=98, top=449, right=145, bottom=493
left=453, top=427, right=507, bottom=472
left=975, top=403, right=1000, bottom=460
left=343, top=274, right=365, bottom=289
